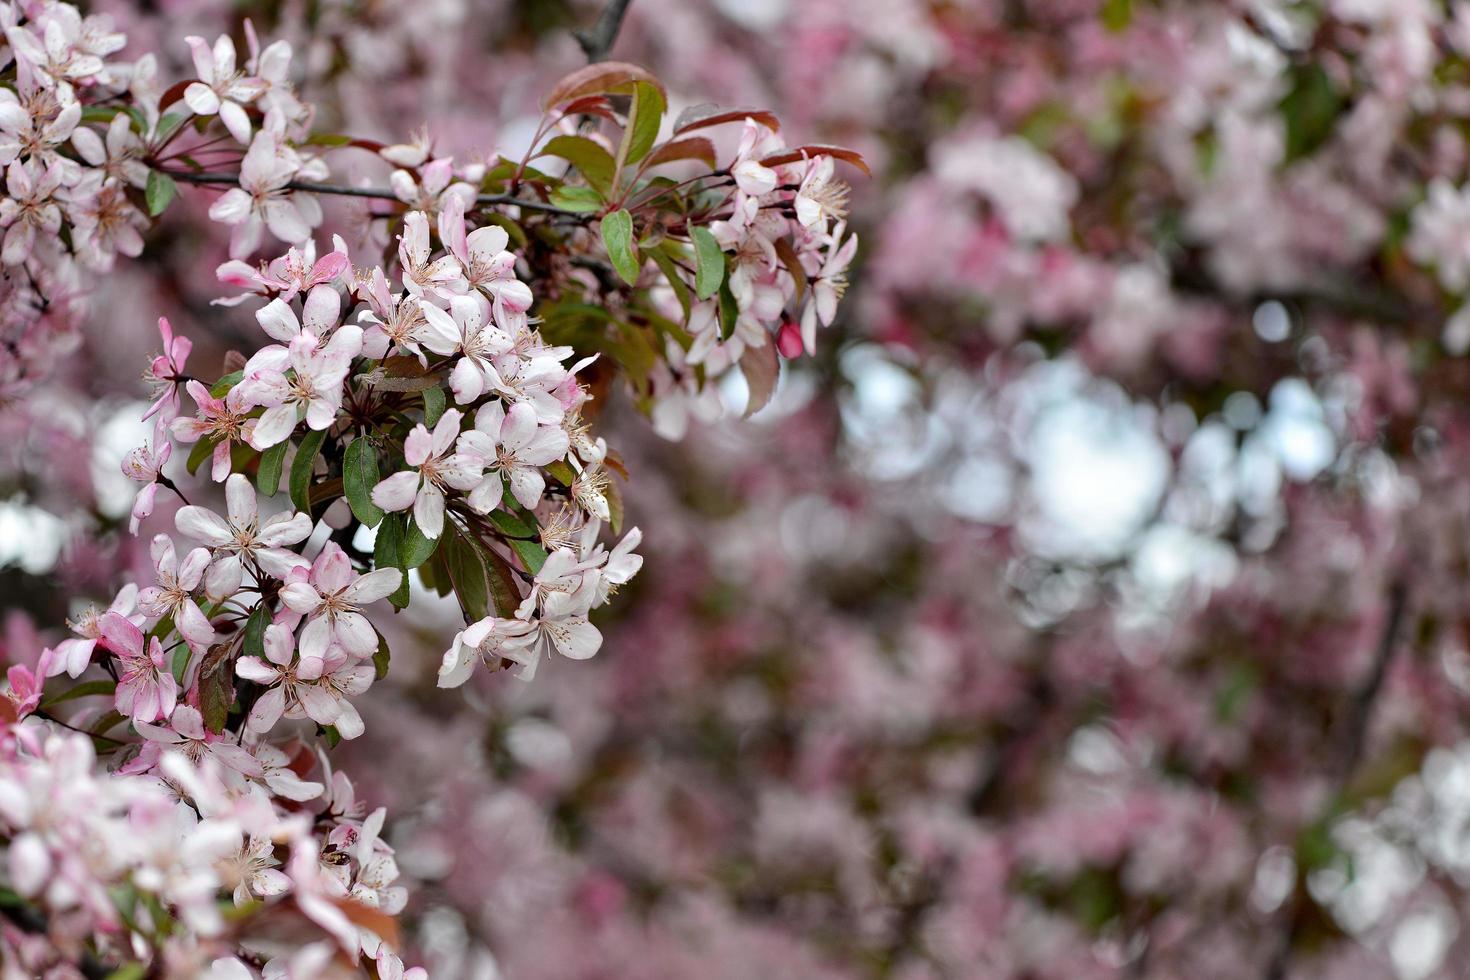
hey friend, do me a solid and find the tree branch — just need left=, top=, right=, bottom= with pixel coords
left=1262, top=577, right=1410, bottom=980
left=574, top=0, right=635, bottom=63
left=163, top=171, right=584, bottom=217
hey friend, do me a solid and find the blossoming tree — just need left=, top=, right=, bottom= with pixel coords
left=0, top=0, right=862, bottom=974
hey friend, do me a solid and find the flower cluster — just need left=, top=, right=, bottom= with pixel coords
left=0, top=1, right=868, bottom=974
left=0, top=726, right=419, bottom=977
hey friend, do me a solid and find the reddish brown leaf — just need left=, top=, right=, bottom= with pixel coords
left=672, top=104, right=781, bottom=136
left=645, top=136, right=719, bottom=169
left=739, top=339, right=780, bottom=418
left=758, top=145, right=872, bottom=176
left=542, top=62, right=665, bottom=112
left=773, top=237, right=808, bottom=306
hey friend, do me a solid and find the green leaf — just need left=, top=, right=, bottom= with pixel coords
left=105, top=964, right=148, bottom=980
left=1280, top=63, right=1341, bottom=164
left=548, top=185, right=606, bottom=213
left=322, top=725, right=342, bottom=749
left=487, top=509, right=538, bottom=538
left=509, top=537, right=549, bottom=575
left=343, top=437, right=385, bottom=528
left=209, top=370, right=244, bottom=398
left=257, top=441, right=288, bottom=497
left=484, top=547, right=524, bottom=617
left=243, top=604, right=270, bottom=660
left=717, top=276, right=738, bottom=341
left=649, top=245, right=692, bottom=322
left=373, top=628, right=391, bottom=680
left=198, top=645, right=235, bottom=734
left=422, top=386, right=447, bottom=427
left=690, top=226, right=725, bottom=301
left=152, top=112, right=187, bottom=144
left=39, top=679, right=115, bottom=709
left=403, top=518, right=439, bottom=569
left=145, top=170, right=177, bottom=217
left=442, top=524, right=493, bottom=621
left=373, top=515, right=411, bottom=609
left=541, top=135, right=617, bottom=197
left=619, top=80, right=667, bottom=168
left=185, top=435, right=218, bottom=476
left=600, top=209, right=641, bottom=285
left=1100, top=0, right=1132, bottom=31
left=289, top=429, right=327, bottom=514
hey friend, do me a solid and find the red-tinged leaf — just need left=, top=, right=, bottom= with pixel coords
left=542, top=62, right=665, bottom=112
left=739, top=339, right=780, bottom=418
left=646, top=136, right=718, bottom=169
left=561, top=95, right=618, bottom=121
left=673, top=104, right=781, bottom=136
left=156, top=79, right=196, bottom=112
left=773, top=236, right=808, bottom=305
left=758, top=145, right=872, bottom=176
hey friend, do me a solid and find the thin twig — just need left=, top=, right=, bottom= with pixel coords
left=162, top=171, right=583, bottom=217
left=574, top=0, right=635, bottom=62
left=1262, top=577, right=1410, bottom=980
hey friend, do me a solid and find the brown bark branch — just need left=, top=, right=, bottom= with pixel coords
left=164, top=170, right=585, bottom=218
left=574, top=0, right=635, bottom=63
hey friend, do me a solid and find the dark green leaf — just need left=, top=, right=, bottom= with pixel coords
left=487, top=509, right=538, bottom=538
left=600, top=209, right=640, bottom=285
left=39, top=679, right=115, bottom=709
left=509, top=537, right=549, bottom=575
left=145, top=170, right=177, bottom=217
left=199, top=645, right=235, bottom=734
left=484, top=547, right=523, bottom=617
left=373, top=628, right=391, bottom=680
left=374, top=515, right=412, bottom=609
left=256, top=441, right=288, bottom=497
left=442, top=524, right=493, bottom=621
left=343, top=437, right=385, bottom=528
left=717, top=276, right=738, bottom=341
left=289, top=429, right=327, bottom=514
left=690, top=226, right=724, bottom=301
left=403, top=518, right=439, bottom=569
left=185, top=435, right=217, bottom=476
left=422, top=386, right=447, bottom=427
left=322, top=726, right=342, bottom=749
left=1280, top=63, right=1341, bottom=164
left=243, top=603, right=270, bottom=659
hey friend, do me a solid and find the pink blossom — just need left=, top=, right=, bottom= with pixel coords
left=241, top=327, right=363, bottom=450
left=142, top=316, right=192, bottom=423
left=278, top=542, right=401, bottom=664
left=457, top=399, right=569, bottom=514
left=182, top=34, right=265, bottom=145
left=169, top=380, right=255, bottom=482
left=0, top=158, right=64, bottom=264
left=418, top=293, right=513, bottom=403
left=121, top=431, right=172, bottom=534
left=208, top=127, right=322, bottom=258
left=120, top=705, right=263, bottom=782
left=174, top=473, right=312, bottom=595
left=49, top=584, right=140, bottom=678
left=97, top=611, right=176, bottom=724
left=136, top=534, right=216, bottom=648
left=235, top=623, right=372, bottom=739
left=370, top=409, right=482, bottom=539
